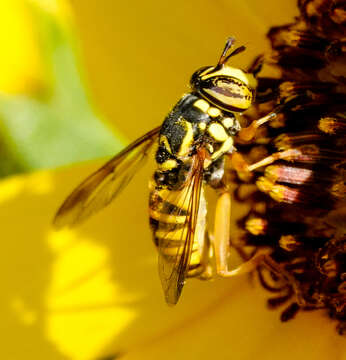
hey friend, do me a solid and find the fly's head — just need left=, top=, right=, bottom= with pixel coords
left=190, top=37, right=258, bottom=112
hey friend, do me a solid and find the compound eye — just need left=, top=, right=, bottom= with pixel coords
left=200, top=77, right=254, bottom=112
left=190, top=66, right=210, bottom=88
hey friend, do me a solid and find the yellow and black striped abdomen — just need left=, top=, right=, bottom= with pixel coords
left=149, top=178, right=207, bottom=277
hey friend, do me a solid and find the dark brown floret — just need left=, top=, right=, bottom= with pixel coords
left=232, top=0, right=346, bottom=333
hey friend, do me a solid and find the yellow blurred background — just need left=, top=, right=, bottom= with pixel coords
left=0, top=0, right=298, bottom=178
left=4, top=2, right=344, bottom=360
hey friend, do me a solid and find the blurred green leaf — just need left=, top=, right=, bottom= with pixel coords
left=0, top=4, right=123, bottom=177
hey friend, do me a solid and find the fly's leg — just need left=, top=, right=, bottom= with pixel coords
left=238, top=105, right=285, bottom=142
left=206, top=155, right=272, bottom=277
left=213, top=189, right=271, bottom=277
left=212, top=103, right=303, bottom=276
left=186, top=185, right=214, bottom=280
left=232, top=148, right=304, bottom=175
left=213, top=190, right=231, bottom=276
left=195, top=233, right=214, bottom=280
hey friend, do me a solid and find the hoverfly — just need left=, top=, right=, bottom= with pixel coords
left=54, top=38, right=279, bottom=305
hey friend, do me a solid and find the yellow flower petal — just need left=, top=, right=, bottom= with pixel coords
left=2, top=1, right=344, bottom=359
left=28, top=0, right=72, bottom=23
left=0, top=165, right=344, bottom=359
left=0, top=0, right=43, bottom=94
left=0, top=0, right=73, bottom=95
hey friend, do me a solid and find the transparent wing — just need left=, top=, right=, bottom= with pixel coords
left=54, top=126, right=160, bottom=228
left=157, top=150, right=205, bottom=305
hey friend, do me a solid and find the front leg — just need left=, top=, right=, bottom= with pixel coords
left=238, top=105, right=284, bottom=142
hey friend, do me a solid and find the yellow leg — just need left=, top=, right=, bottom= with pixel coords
left=238, top=106, right=284, bottom=142
left=213, top=190, right=271, bottom=277
left=214, top=191, right=231, bottom=276
left=247, top=148, right=300, bottom=172
left=194, top=233, right=214, bottom=280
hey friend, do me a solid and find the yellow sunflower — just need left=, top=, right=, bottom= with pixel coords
left=0, top=1, right=345, bottom=360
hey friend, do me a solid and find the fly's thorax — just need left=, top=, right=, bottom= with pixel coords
left=198, top=101, right=239, bottom=163
left=156, top=93, right=240, bottom=164
left=154, top=93, right=240, bottom=189
left=203, top=119, right=237, bottom=162
left=156, top=94, right=209, bottom=165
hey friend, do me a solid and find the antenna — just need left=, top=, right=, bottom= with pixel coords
left=218, top=37, right=246, bottom=66
left=218, top=37, right=235, bottom=66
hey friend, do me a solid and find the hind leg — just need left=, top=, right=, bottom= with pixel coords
left=213, top=188, right=271, bottom=277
